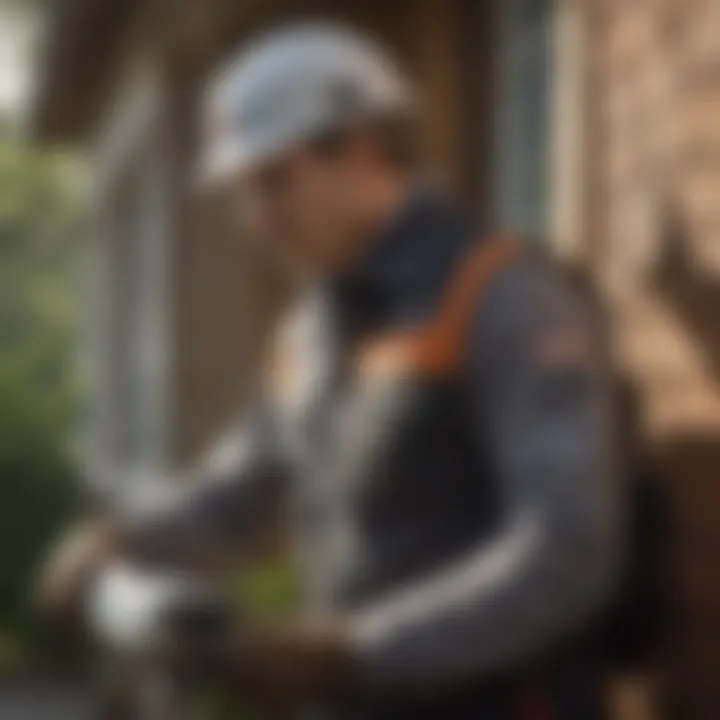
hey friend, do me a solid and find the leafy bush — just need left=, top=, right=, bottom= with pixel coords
left=0, top=122, right=83, bottom=665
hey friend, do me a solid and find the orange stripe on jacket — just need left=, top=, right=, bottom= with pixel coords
left=357, top=236, right=521, bottom=378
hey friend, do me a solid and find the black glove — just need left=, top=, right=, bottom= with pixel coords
left=199, top=618, right=362, bottom=711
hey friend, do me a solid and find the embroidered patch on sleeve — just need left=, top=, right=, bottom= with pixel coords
left=532, top=326, right=590, bottom=368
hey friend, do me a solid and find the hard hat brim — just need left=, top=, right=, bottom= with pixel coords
left=195, top=102, right=416, bottom=191
left=194, top=128, right=301, bottom=191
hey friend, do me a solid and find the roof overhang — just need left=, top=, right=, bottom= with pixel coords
left=32, top=0, right=345, bottom=145
left=32, top=0, right=135, bottom=144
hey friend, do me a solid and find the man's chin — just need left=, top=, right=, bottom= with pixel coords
left=272, top=235, right=352, bottom=280
left=275, top=252, right=324, bottom=284
left=277, top=250, right=339, bottom=281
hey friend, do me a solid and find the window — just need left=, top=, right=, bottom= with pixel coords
left=89, top=57, right=170, bottom=481
left=110, top=150, right=168, bottom=476
left=494, top=0, right=553, bottom=243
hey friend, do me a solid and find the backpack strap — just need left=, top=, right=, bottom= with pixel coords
left=357, top=235, right=522, bottom=377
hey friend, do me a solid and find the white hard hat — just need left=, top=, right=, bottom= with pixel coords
left=198, top=22, right=416, bottom=186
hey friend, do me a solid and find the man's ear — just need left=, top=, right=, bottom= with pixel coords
left=370, top=129, right=393, bottom=167
left=342, top=127, right=378, bottom=169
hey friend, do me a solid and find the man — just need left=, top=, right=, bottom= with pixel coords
left=40, top=22, right=621, bottom=719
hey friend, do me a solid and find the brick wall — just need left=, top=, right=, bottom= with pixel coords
left=595, top=0, right=720, bottom=714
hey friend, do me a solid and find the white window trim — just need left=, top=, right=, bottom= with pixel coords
left=86, top=50, right=173, bottom=488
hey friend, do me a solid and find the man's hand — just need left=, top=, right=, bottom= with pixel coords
left=35, top=520, right=119, bottom=629
left=196, top=619, right=361, bottom=711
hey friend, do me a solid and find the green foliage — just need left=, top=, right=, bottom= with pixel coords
left=0, top=122, right=82, bottom=661
left=233, top=559, right=302, bottom=619
left=1, top=0, right=47, bottom=14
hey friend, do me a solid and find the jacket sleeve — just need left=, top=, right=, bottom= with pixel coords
left=348, top=261, right=623, bottom=693
left=118, top=398, right=289, bottom=569
left=115, top=291, right=332, bottom=570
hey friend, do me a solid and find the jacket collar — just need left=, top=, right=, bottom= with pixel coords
left=331, top=188, right=476, bottom=328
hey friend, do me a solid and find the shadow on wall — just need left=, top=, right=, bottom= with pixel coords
left=651, top=212, right=720, bottom=385
left=651, top=434, right=720, bottom=719
left=634, top=210, right=720, bottom=716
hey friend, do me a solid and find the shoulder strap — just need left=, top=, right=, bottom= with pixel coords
left=357, top=235, right=521, bottom=377
left=429, top=234, right=522, bottom=371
